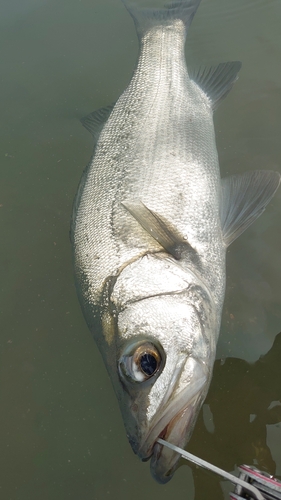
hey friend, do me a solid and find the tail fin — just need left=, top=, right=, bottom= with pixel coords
left=122, top=0, right=202, bottom=38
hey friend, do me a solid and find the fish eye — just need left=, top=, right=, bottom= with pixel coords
left=119, top=342, right=163, bottom=383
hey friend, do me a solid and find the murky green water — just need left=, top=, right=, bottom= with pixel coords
left=1, top=0, right=280, bottom=498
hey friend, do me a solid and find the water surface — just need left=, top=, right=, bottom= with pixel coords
left=0, top=0, right=281, bottom=498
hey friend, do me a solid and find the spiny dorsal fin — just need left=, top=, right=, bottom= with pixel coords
left=80, top=104, right=114, bottom=142
left=220, top=170, right=281, bottom=247
left=189, top=61, right=242, bottom=110
left=122, top=200, right=197, bottom=262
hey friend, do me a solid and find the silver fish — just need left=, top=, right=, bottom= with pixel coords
left=71, top=0, right=280, bottom=484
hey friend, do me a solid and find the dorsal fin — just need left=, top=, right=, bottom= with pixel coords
left=220, top=170, right=281, bottom=246
left=80, top=104, right=114, bottom=143
left=189, top=61, right=242, bottom=110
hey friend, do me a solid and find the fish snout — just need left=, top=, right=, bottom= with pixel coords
left=138, top=360, right=209, bottom=480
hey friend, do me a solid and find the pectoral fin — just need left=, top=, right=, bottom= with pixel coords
left=122, top=200, right=196, bottom=261
left=220, top=170, right=281, bottom=246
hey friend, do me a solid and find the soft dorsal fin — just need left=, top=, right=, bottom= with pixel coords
left=220, top=170, right=281, bottom=246
left=122, top=200, right=197, bottom=261
left=189, top=61, right=242, bottom=110
left=80, top=104, right=114, bottom=142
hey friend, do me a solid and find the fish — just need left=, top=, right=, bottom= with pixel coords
left=71, top=0, right=281, bottom=484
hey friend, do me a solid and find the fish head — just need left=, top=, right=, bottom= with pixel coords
left=107, top=255, right=218, bottom=483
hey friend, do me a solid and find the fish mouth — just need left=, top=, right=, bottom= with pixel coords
left=138, top=367, right=207, bottom=483
left=150, top=401, right=197, bottom=483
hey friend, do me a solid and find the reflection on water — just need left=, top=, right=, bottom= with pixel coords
left=0, top=0, right=281, bottom=498
left=187, top=332, right=281, bottom=499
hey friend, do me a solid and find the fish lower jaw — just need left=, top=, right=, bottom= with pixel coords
left=140, top=399, right=196, bottom=461
left=137, top=369, right=207, bottom=466
left=157, top=403, right=194, bottom=450
left=139, top=423, right=170, bottom=462
left=150, top=405, right=195, bottom=483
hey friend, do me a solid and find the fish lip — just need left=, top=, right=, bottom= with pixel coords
left=143, top=394, right=196, bottom=458
left=138, top=369, right=207, bottom=460
left=150, top=404, right=196, bottom=484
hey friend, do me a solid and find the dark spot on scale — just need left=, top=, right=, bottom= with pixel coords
left=131, top=403, right=138, bottom=413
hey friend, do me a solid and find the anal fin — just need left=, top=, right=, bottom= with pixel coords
left=81, top=104, right=114, bottom=143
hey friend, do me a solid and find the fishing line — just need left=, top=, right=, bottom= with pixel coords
left=157, top=438, right=265, bottom=500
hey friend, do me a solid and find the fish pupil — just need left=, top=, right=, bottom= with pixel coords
left=140, top=353, right=157, bottom=376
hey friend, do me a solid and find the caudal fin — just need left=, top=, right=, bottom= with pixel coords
left=122, top=0, right=202, bottom=38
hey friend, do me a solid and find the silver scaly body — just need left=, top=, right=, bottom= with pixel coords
left=71, top=0, right=280, bottom=483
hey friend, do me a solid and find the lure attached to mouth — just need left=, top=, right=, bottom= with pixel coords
left=157, top=440, right=266, bottom=499
left=148, top=370, right=207, bottom=483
